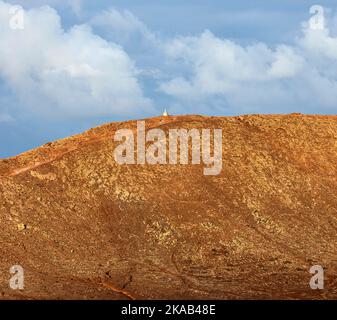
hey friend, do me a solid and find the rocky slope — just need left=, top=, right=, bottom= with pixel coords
left=1, top=114, right=337, bottom=299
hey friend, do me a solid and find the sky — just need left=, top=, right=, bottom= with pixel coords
left=1, top=0, right=337, bottom=157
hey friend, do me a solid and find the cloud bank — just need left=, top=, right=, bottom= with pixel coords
left=0, top=1, right=153, bottom=119
left=160, top=25, right=337, bottom=114
left=1, top=1, right=337, bottom=122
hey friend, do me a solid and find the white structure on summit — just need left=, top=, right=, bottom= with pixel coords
left=162, top=108, right=169, bottom=117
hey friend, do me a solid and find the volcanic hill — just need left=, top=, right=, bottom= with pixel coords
left=1, top=114, right=337, bottom=299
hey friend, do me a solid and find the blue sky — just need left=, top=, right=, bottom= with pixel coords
left=1, top=0, right=337, bottom=157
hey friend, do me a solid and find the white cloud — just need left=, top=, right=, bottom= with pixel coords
left=160, top=17, right=337, bottom=113
left=90, top=8, right=157, bottom=47
left=268, top=45, right=304, bottom=78
left=91, top=8, right=145, bottom=37
left=0, top=1, right=153, bottom=118
left=2, top=1, right=337, bottom=119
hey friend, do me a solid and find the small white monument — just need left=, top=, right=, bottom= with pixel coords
left=162, top=108, right=169, bottom=117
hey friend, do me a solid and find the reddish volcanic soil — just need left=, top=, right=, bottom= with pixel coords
left=1, top=114, right=337, bottom=299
